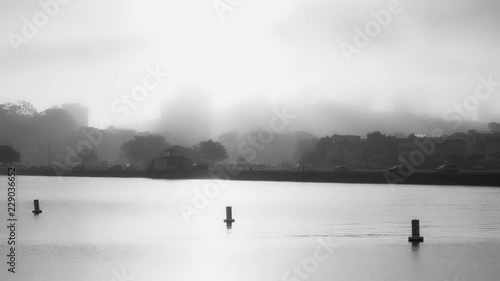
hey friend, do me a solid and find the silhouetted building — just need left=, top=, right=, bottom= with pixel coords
left=316, top=134, right=363, bottom=168
left=443, top=137, right=468, bottom=165
left=360, top=136, right=400, bottom=169
left=467, top=133, right=500, bottom=165
left=315, top=131, right=500, bottom=170
left=150, top=149, right=192, bottom=171
left=398, top=138, right=441, bottom=169
left=11, top=140, right=66, bottom=166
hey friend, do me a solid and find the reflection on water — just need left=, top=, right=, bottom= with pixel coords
left=411, top=243, right=420, bottom=258
left=0, top=176, right=499, bottom=281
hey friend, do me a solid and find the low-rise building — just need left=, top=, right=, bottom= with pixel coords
left=323, top=134, right=362, bottom=168
left=150, top=149, right=192, bottom=171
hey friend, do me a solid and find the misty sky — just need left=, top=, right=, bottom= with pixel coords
left=1, top=0, right=499, bottom=140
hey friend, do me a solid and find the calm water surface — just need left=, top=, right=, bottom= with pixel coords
left=1, top=176, right=500, bottom=281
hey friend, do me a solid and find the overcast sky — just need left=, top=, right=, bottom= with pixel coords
left=1, top=0, right=499, bottom=138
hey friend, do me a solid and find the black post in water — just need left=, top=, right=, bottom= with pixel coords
left=32, top=199, right=42, bottom=215
left=408, top=219, right=423, bottom=244
left=224, top=206, right=235, bottom=229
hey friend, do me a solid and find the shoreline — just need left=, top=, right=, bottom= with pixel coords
left=13, top=168, right=500, bottom=187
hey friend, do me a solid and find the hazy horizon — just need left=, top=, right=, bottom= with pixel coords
left=2, top=2, right=500, bottom=280
left=1, top=98, right=496, bottom=147
left=1, top=0, right=499, bottom=143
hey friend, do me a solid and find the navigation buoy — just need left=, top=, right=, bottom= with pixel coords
left=224, top=206, right=235, bottom=229
left=32, top=199, right=42, bottom=215
left=408, top=219, right=423, bottom=244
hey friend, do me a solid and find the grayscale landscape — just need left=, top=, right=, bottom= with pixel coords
left=1, top=0, right=499, bottom=280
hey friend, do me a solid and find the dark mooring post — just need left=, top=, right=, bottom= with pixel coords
left=408, top=219, right=423, bottom=244
left=224, top=206, right=235, bottom=229
left=32, top=199, right=42, bottom=215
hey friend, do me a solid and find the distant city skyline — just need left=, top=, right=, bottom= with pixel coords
left=1, top=0, right=499, bottom=134
left=1, top=2, right=500, bottom=280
